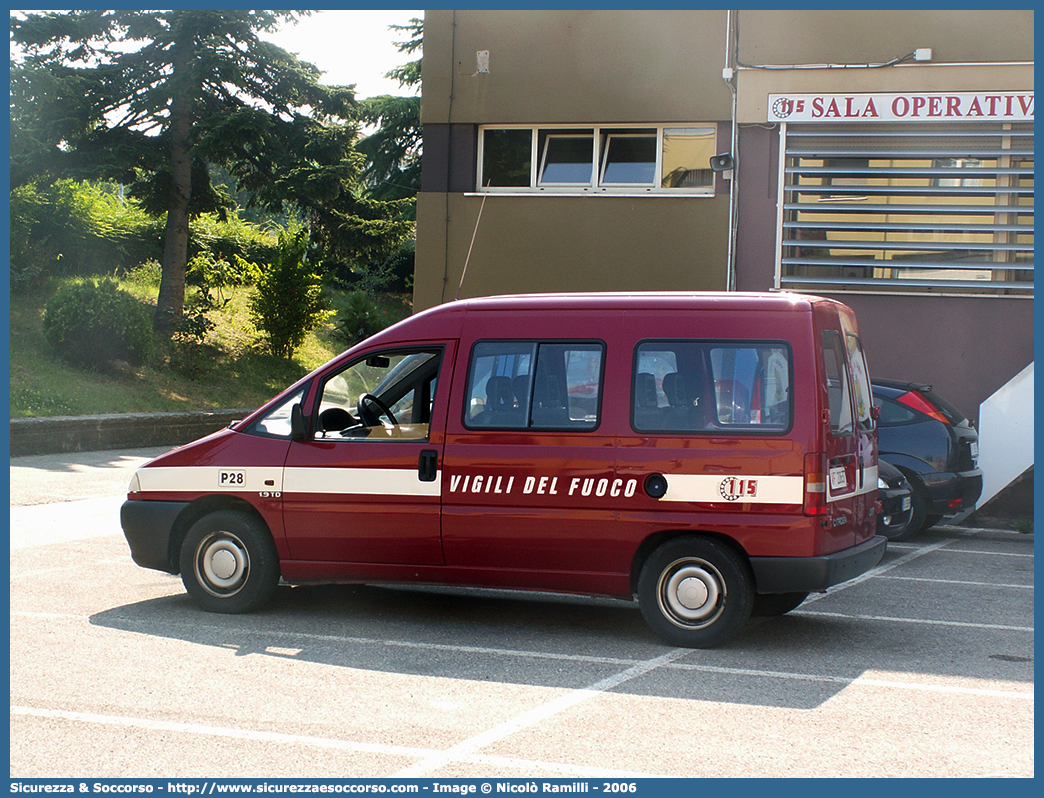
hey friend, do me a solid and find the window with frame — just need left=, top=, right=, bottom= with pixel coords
left=821, top=332, right=854, bottom=436
left=247, top=388, right=307, bottom=438
left=779, top=121, right=1033, bottom=296
left=478, top=125, right=716, bottom=194
left=464, top=341, right=604, bottom=430
left=314, top=349, right=442, bottom=442
left=633, top=341, right=792, bottom=433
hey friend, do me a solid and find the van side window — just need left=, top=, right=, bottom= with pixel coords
left=249, top=387, right=307, bottom=438
left=845, top=333, right=875, bottom=432
left=821, top=332, right=854, bottom=436
left=465, top=341, right=604, bottom=430
left=315, top=349, right=442, bottom=441
left=633, top=341, right=791, bottom=432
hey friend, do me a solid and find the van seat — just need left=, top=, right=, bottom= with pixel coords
left=633, top=372, right=663, bottom=430
left=662, top=371, right=708, bottom=430
left=471, top=375, right=524, bottom=426
left=531, top=373, right=570, bottom=427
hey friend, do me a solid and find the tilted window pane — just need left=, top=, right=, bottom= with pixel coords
left=540, top=134, right=595, bottom=185
left=602, top=134, right=656, bottom=185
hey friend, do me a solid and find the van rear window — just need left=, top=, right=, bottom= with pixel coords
left=633, top=341, right=791, bottom=433
left=465, top=341, right=604, bottom=430
left=822, top=332, right=854, bottom=436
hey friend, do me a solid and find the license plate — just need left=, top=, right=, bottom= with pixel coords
left=902, top=496, right=912, bottom=511
left=829, top=466, right=848, bottom=490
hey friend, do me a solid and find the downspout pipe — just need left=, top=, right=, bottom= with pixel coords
left=723, top=10, right=739, bottom=291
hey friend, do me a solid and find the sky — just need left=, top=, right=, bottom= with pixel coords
left=262, top=10, right=423, bottom=99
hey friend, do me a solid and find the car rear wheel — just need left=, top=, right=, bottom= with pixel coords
left=180, top=510, right=280, bottom=614
left=637, top=537, right=754, bottom=648
left=751, top=591, right=809, bottom=617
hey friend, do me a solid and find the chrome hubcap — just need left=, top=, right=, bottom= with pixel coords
left=659, top=559, right=725, bottom=628
left=196, top=533, right=249, bottom=596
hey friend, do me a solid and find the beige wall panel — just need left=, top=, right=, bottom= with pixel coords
left=738, top=10, right=1033, bottom=66
left=414, top=192, right=450, bottom=311
left=414, top=194, right=729, bottom=310
left=736, top=63, right=1034, bottom=123
left=422, top=9, right=733, bottom=125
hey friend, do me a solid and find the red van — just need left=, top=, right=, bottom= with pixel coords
left=122, top=292, right=886, bottom=647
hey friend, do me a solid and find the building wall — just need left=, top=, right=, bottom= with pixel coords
left=420, top=9, right=733, bottom=125
left=415, top=9, right=737, bottom=310
left=737, top=10, right=1033, bottom=68
left=416, top=8, right=1035, bottom=435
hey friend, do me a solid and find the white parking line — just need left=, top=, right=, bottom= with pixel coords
left=9, top=705, right=656, bottom=777
left=887, top=545, right=1034, bottom=558
left=13, top=610, right=1032, bottom=701
left=392, top=648, right=690, bottom=777
left=878, top=575, right=1033, bottom=590
left=796, top=609, right=1033, bottom=633
left=665, top=662, right=1033, bottom=701
left=801, top=538, right=954, bottom=605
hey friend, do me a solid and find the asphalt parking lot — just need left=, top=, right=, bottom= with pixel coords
left=9, top=448, right=1035, bottom=778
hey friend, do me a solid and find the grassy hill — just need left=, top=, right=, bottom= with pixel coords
left=10, top=277, right=412, bottom=418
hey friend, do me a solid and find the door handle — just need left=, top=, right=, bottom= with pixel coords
left=418, top=450, right=438, bottom=482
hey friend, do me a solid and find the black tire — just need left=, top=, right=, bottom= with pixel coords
left=905, top=480, right=929, bottom=537
left=637, top=536, right=754, bottom=648
left=751, top=591, right=809, bottom=617
left=922, top=514, right=943, bottom=531
left=179, top=510, right=280, bottom=614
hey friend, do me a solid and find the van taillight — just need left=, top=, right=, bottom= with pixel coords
left=804, top=452, right=828, bottom=516
left=898, top=390, right=949, bottom=425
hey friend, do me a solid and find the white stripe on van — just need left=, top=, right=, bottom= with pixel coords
left=662, top=474, right=804, bottom=505
left=136, top=466, right=284, bottom=494
left=136, top=466, right=440, bottom=497
left=283, top=467, right=441, bottom=497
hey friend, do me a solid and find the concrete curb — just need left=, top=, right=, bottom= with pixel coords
left=10, top=409, right=254, bottom=457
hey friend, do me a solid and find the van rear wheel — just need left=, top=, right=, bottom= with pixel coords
left=637, top=537, right=754, bottom=648
left=179, top=510, right=280, bottom=614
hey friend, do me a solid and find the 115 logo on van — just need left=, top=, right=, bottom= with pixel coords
left=719, top=477, right=758, bottom=501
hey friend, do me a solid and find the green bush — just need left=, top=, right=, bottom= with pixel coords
left=9, top=181, right=162, bottom=292
left=9, top=181, right=278, bottom=294
left=43, top=279, right=154, bottom=368
left=189, top=212, right=278, bottom=266
left=335, top=290, right=388, bottom=345
left=249, top=229, right=332, bottom=359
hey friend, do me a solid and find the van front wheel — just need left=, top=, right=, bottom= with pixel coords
left=179, top=510, right=280, bottom=614
left=637, top=537, right=754, bottom=648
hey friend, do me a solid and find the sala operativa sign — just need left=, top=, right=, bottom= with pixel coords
left=768, top=91, right=1033, bottom=123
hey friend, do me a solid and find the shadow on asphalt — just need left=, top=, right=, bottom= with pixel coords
left=88, top=556, right=1034, bottom=711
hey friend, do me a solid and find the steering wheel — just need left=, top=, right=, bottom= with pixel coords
left=357, top=393, right=398, bottom=427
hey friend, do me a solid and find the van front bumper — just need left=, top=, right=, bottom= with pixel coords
left=121, top=499, right=189, bottom=574
left=750, top=535, right=887, bottom=594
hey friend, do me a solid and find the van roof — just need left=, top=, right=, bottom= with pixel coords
left=439, top=291, right=827, bottom=314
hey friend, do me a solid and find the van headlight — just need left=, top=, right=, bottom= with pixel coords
left=877, top=476, right=888, bottom=490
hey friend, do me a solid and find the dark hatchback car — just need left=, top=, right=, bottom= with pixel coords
left=873, top=379, right=983, bottom=535
left=877, top=459, right=914, bottom=540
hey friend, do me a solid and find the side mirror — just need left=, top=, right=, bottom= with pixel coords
left=290, top=403, right=307, bottom=441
